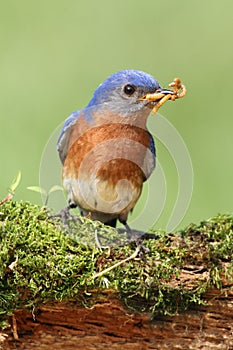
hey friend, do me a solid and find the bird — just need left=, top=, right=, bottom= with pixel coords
left=57, top=69, right=173, bottom=239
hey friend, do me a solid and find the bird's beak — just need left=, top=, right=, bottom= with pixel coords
left=140, top=87, right=175, bottom=114
left=140, top=78, right=186, bottom=114
left=140, top=87, right=174, bottom=103
left=156, top=88, right=175, bottom=95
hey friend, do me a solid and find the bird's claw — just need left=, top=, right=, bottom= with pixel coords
left=135, top=238, right=150, bottom=258
left=117, top=225, right=158, bottom=256
left=49, top=206, right=80, bottom=229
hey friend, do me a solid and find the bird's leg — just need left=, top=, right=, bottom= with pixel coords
left=49, top=201, right=80, bottom=228
left=118, top=221, right=150, bottom=255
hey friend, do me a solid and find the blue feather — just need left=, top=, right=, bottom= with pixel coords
left=87, top=69, right=160, bottom=107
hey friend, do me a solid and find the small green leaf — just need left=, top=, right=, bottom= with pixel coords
left=48, top=185, right=64, bottom=194
left=27, top=186, right=47, bottom=196
left=9, top=171, right=22, bottom=193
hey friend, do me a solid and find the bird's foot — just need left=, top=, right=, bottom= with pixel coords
left=49, top=205, right=80, bottom=229
left=117, top=223, right=158, bottom=256
left=135, top=238, right=150, bottom=257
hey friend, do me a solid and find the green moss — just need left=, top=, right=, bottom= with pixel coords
left=0, top=201, right=233, bottom=328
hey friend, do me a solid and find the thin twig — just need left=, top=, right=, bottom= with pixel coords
left=0, top=194, right=13, bottom=206
left=93, top=245, right=140, bottom=279
left=94, top=229, right=103, bottom=251
left=12, top=314, right=19, bottom=340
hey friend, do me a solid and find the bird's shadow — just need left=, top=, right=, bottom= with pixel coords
left=49, top=209, right=158, bottom=251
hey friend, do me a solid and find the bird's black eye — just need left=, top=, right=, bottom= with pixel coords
left=123, top=84, right=136, bottom=96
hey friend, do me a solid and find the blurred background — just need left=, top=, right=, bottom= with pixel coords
left=1, top=0, right=233, bottom=231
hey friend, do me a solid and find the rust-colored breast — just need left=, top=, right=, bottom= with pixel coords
left=62, top=122, right=154, bottom=216
left=63, top=123, right=152, bottom=186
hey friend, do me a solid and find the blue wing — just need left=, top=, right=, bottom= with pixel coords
left=148, top=134, right=156, bottom=157
left=147, top=133, right=156, bottom=178
left=57, top=110, right=80, bottom=164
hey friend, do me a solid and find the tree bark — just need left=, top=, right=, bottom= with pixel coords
left=2, top=288, right=233, bottom=350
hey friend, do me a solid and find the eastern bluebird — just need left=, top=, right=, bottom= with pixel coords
left=57, top=70, right=173, bottom=237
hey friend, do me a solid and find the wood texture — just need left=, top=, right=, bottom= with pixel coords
left=2, top=288, right=233, bottom=350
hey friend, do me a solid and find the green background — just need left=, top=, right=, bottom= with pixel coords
left=1, top=1, right=233, bottom=231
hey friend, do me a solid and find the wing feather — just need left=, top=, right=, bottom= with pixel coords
left=57, top=111, right=80, bottom=164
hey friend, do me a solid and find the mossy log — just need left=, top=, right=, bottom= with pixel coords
left=0, top=201, right=233, bottom=349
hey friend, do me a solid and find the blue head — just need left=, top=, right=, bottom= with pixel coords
left=87, top=70, right=163, bottom=115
